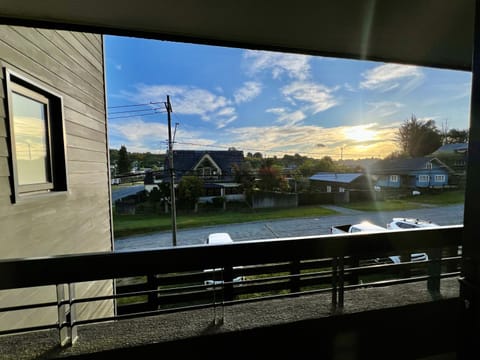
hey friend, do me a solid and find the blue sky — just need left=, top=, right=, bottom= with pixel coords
left=104, top=35, right=472, bottom=160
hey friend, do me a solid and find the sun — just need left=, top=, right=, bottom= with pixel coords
left=344, top=126, right=377, bottom=142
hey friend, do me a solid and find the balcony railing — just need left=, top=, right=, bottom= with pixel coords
left=0, top=225, right=462, bottom=349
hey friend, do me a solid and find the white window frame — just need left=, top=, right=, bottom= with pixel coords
left=390, top=175, right=399, bottom=183
left=418, top=175, right=430, bottom=182
left=434, top=174, right=446, bottom=182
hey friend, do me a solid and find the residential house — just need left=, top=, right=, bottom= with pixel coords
left=163, top=149, right=245, bottom=203
left=309, top=172, right=370, bottom=193
left=370, top=157, right=453, bottom=190
left=430, top=143, right=468, bottom=187
left=0, top=25, right=114, bottom=331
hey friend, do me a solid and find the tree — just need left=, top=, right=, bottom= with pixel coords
left=177, top=176, right=204, bottom=210
left=443, top=128, right=469, bottom=144
left=257, top=163, right=288, bottom=191
left=396, top=115, right=442, bottom=157
left=117, top=145, right=131, bottom=174
left=232, top=162, right=255, bottom=196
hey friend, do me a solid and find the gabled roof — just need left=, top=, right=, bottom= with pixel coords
left=167, top=150, right=244, bottom=176
left=309, top=172, right=365, bottom=184
left=369, top=157, right=453, bottom=175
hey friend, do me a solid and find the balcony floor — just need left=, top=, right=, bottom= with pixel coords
left=1, top=277, right=461, bottom=360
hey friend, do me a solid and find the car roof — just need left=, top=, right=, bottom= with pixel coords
left=391, top=218, right=438, bottom=227
left=351, top=221, right=387, bottom=232
left=206, top=232, right=233, bottom=244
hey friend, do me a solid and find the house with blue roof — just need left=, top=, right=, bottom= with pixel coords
left=369, top=157, right=454, bottom=190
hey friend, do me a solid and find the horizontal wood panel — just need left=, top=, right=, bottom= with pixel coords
left=55, top=31, right=103, bottom=72
left=68, top=171, right=109, bottom=186
left=0, top=157, right=10, bottom=177
left=73, top=32, right=103, bottom=63
left=64, top=107, right=106, bottom=134
left=0, top=176, right=11, bottom=197
left=2, top=26, right=104, bottom=109
left=66, top=120, right=106, bottom=144
left=67, top=147, right=107, bottom=163
left=0, top=138, right=8, bottom=157
left=68, top=160, right=110, bottom=174
left=67, top=133, right=107, bottom=153
left=17, top=27, right=104, bottom=94
left=36, top=28, right=104, bottom=84
left=0, top=35, right=105, bottom=120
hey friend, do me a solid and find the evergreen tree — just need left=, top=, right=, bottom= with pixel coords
left=117, top=145, right=130, bottom=174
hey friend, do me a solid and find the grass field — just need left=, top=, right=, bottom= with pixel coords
left=113, top=190, right=465, bottom=238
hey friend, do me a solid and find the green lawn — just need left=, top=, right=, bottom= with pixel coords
left=113, top=190, right=465, bottom=238
left=113, top=205, right=338, bottom=238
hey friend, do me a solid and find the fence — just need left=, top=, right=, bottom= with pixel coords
left=0, top=225, right=462, bottom=347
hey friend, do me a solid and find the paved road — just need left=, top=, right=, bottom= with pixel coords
left=114, top=204, right=464, bottom=252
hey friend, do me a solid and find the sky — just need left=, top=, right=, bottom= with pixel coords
left=104, top=35, right=472, bottom=161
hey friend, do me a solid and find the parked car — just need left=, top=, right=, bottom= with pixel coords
left=380, top=218, right=439, bottom=264
left=387, top=217, right=438, bottom=230
left=204, top=233, right=245, bottom=285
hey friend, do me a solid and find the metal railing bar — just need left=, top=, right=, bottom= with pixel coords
left=0, top=300, right=58, bottom=313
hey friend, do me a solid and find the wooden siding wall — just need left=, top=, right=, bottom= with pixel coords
left=0, top=26, right=114, bottom=329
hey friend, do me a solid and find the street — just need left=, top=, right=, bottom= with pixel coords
left=114, top=203, right=464, bottom=252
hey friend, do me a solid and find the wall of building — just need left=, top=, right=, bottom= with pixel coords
left=0, top=25, right=114, bottom=330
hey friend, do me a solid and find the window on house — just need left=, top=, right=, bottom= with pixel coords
left=434, top=175, right=446, bottom=182
left=419, top=175, right=430, bottom=182
left=390, top=175, right=399, bottom=182
left=426, top=162, right=433, bottom=169
left=5, top=69, right=67, bottom=202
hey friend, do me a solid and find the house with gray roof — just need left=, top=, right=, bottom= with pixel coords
left=369, top=157, right=454, bottom=190
left=309, top=172, right=370, bottom=192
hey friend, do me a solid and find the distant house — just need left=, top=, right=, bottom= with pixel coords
left=370, top=157, right=454, bottom=190
left=162, top=149, right=246, bottom=203
left=309, top=172, right=370, bottom=192
left=430, top=143, right=468, bottom=183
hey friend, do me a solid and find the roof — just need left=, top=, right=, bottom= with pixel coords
left=369, top=157, right=452, bottom=175
left=431, top=143, right=469, bottom=155
left=167, top=150, right=244, bottom=176
left=0, top=0, right=474, bottom=71
left=309, top=172, right=365, bottom=184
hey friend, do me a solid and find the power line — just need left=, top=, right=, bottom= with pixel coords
left=108, top=110, right=167, bottom=120
left=107, top=101, right=164, bottom=109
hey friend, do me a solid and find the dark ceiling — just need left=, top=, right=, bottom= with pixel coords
left=0, top=0, right=475, bottom=71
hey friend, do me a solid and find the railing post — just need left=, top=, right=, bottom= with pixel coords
left=338, top=256, right=345, bottom=310
left=68, top=283, right=78, bottom=345
left=290, top=259, right=301, bottom=294
left=56, top=284, right=70, bottom=346
left=146, top=274, right=158, bottom=311
left=223, top=265, right=234, bottom=301
left=331, top=257, right=338, bottom=312
left=427, top=248, right=442, bottom=297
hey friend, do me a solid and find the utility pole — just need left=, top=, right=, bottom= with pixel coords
left=165, top=95, right=177, bottom=246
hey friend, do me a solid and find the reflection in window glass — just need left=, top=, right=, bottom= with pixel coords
left=12, top=90, right=51, bottom=185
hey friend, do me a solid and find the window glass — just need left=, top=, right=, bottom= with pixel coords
left=12, top=90, right=51, bottom=186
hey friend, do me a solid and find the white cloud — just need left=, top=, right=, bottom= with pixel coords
left=367, top=101, right=405, bottom=118
left=360, top=64, right=424, bottom=92
left=121, top=84, right=237, bottom=129
left=226, top=122, right=398, bottom=159
left=233, top=81, right=262, bottom=104
left=281, top=81, right=338, bottom=114
left=244, top=50, right=311, bottom=80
